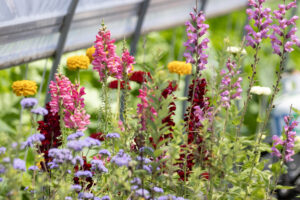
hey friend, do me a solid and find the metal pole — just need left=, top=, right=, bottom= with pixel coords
left=45, top=0, right=79, bottom=104
left=182, top=0, right=208, bottom=119
left=130, top=0, right=151, bottom=56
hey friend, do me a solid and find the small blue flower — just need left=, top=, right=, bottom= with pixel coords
left=0, top=165, right=6, bottom=174
left=0, top=147, right=6, bottom=155
left=20, top=98, right=38, bottom=109
left=130, top=177, right=141, bottom=185
left=75, top=170, right=93, bottom=178
left=72, top=156, right=84, bottom=166
left=106, top=133, right=120, bottom=139
left=21, top=133, right=45, bottom=149
left=84, top=137, right=101, bottom=147
left=78, top=192, right=94, bottom=199
left=13, top=158, right=26, bottom=171
left=152, top=186, right=164, bottom=193
left=31, top=107, right=48, bottom=116
left=101, top=196, right=110, bottom=200
left=98, top=149, right=111, bottom=157
left=111, top=149, right=131, bottom=167
left=91, top=160, right=108, bottom=173
left=28, top=166, right=39, bottom=171
left=65, top=197, right=72, bottom=200
left=67, top=131, right=84, bottom=141
left=71, top=184, right=82, bottom=192
left=135, top=189, right=149, bottom=198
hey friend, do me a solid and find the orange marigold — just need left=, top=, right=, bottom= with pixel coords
left=12, top=80, right=37, bottom=96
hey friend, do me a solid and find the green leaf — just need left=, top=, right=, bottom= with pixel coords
left=275, top=185, right=294, bottom=190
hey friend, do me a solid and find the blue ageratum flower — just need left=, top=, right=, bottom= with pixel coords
left=78, top=192, right=94, bottom=199
left=72, top=156, right=84, bottom=166
left=98, top=149, right=111, bottom=157
left=20, top=98, right=38, bottom=109
left=75, top=170, right=93, bottom=178
left=13, top=158, right=26, bottom=171
left=71, top=184, right=82, bottom=192
left=28, top=166, right=39, bottom=171
left=106, top=133, right=120, bottom=139
left=152, top=186, right=164, bottom=193
left=21, top=133, right=45, bottom=149
left=111, top=149, right=131, bottom=167
left=31, top=107, right=48, bottom=116
left=0, top=147, right=6, bottom=155
left=135, top=189, right=150, bottom=198
left=91, top=160, right=108, bottom=173
left=101, top=196, right=110, bottom=200
left=67, top=131, right=84, bottom=141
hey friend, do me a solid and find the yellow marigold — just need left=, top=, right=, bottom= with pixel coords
left=67, top=55, right=90, bottom=70
left=167, top=61, right=192, bottom=75
left=12, top=80, right=37, bottom=96
left=86, top=46, right=95, bottom=63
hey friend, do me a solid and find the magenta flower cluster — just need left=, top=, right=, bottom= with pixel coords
left=184, top=9, right=209, bottom=71
left=245, top=0, right=272, bottom=48
left=219, top=59, right=243, bottom=108
left=272, top=115, right=299, bottom=162
left=270, top=0, right=300, bottom=55
left=49, top=74, right=90, bottom=131
left=121, top=49, right=135, bottom=75
left=92, top=26, right=122, bottom=80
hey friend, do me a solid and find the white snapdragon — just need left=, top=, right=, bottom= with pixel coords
left=250, top=86, right=272, bottom=95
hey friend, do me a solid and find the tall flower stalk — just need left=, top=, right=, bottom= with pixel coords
left=236, top=0, right=272, bottom=137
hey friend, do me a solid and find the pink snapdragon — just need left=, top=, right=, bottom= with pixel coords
left=49, top=74, right=90, bottom=131
left=92, top=25, right=122, bottom=80
left=184, top=9, right=209, bottom=71
left=270, top=1, right=300, bottom=55
left=219, top=59, right=243, bottom=108
left=121, top=49, right=135, bottom=75
left=272, top=115, right=299, bottom=162
left=245, top=0, right=272, bottom=48
left=137, top=86, right=157, bottom=131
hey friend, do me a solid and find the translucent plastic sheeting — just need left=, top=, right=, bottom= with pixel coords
left=0, top=0, right=247, bottom=69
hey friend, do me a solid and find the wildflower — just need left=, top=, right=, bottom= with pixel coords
left=75, top=170, right=93, bottom=178
left=131, top=177, right=141, bottom=185
left=91, top=160, right=108, bottom=173
left=13, top=158, right=26, bottom=171
left=78, top=192, right=94, bottom=199
left=272, top=115, right=299, bottom=162
left=67, top=140, right=86, bottom=152
left=245, top=0, right=272, bottom=48
left=0, top=165, right=6, bottom=174
left=106, top=133, right=120, bottom=139
left=184, top=9, right=209, bottom=71
left=0, top=147, right=6, bottom=155
left=108, top=80, right=131, bottom=90
left=21, top=133, right=45, bottom=149
left=92, top=24, right=122, bottom=80
left=99, top=149, right=111, bottom=157
left=270, top=1, right=300, bottom=55
left=111, top=149, right=131, bottom=167
left=250, top=86, right=271, bottom=95
left=86, top=46, right=95, bottom=62
left=65, top=197, right=72, bottom=200
left=129, top=71, right=152, bottom=84
left=31, top=107, right=48, bottom=116
left=167, top=61, right=192, bottom=75
left=84, top=137, right=101, bottom=147
left=12, top=80, right=37, bottom=96
left=67, top=131, right=84, bottom=141
left=67, top=55, right=90, bottom=70
left=71, top=184, right=82, bottom=192
left=226, top=46, right=247, bottom=55
left=20, top=98, right=38, bottom=109
left=48, top=148, right=73, bottom=164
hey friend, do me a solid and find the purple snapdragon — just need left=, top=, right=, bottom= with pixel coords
left=219, top=59, right=243, bottom=108
left=21, top=133, right=45, bottom=149
left=31, top=107, right=48, bottom=116
left=20, top=98, right=38, bottom=109
left=111, top=149, right=131, bottom=167
left=245, top=0, right=272, bottom=48
left=184, top=9, right=209, bottom=71
left=270, top=0, right=300, bottom=55
left=271, top=115, right=299, bottom=162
